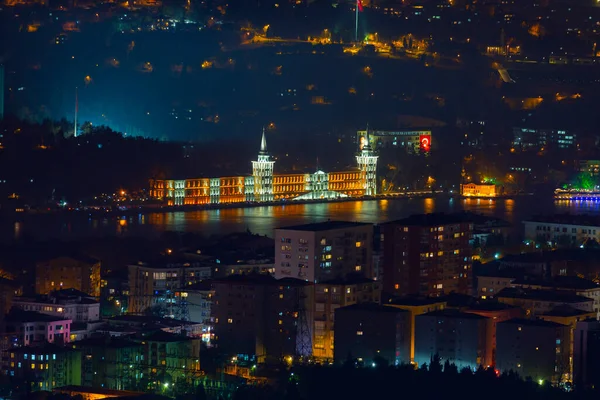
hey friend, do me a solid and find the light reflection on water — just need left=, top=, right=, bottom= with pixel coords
left=5, top=197, right=600, bottom=241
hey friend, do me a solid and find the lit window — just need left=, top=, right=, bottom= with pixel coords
left=279, top=294, right=284, bottom=299
left=356, top=331, right=363, bottom=336
left=227, top=318, right=233, bottom=324
left=355, top=265, right=362, bottom=271
left=436, top=284, right=443, bottom=289
left=30, top=364, right=35, bottom=369
left=57, top=307, right=63, bottom=312
left=518, top=326, right=522, bottom=331
left=324, top=288, right=329, bottom=293
left=346, top=288, right=352, bottom=294
left=394, top=284, right=399, bottom=290
left=278, top=320, right=283, bottom=325
left=355, top=241, right=361, bottom=248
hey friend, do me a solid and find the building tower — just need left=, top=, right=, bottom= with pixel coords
left=252, top=128, right=275, bottom=202
left=356, top=126, right=378, bottom=196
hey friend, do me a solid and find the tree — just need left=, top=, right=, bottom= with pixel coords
left=429, top=354, right=443, bottom=374
left=573, top=172, right=596, bottom=191
left=195, top=383, right=207, bottom=400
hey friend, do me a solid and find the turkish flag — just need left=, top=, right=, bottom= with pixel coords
left=420, top=135, right=431, bottom=152
left=357, top=0, right=363, bottom=12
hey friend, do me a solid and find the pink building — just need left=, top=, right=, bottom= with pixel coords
left=2, top=310, right=72, bottom=347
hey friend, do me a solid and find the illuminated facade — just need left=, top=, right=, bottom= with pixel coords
left=460, top=183, right=501, bottom=197
left=357, top=129, right=432, bottom=154
left=150, top=130, right=378, bottom=205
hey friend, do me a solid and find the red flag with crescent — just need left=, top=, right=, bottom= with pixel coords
left=357, top=0, right=363, bottom=12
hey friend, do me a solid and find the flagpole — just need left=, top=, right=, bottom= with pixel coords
left=355, top=1, right=358, bottom=42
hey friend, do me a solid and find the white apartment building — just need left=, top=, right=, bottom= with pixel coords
left=13, top=289, right=100, bottom=323
left=524, top=215, right=600, bottom=246
left=274, top=221, right=373, bottom=282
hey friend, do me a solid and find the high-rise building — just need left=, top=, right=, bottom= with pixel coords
left=496, top=318, right=570, bottom=384
left=386, top=297, right=446, bottom=363
left=334, top=303, right=410, bottom=366
left=274, top=221, right=374, bottom=282
left=35, top=256, right=101, bottom=298
left=312, top=276, right=381, bottom=360
left=496, top=287, right=594, bottom=317
left=382, top=213, right=474, bottom=297
left=573, top=319, right=600, bottom=389
left=127, top=255, right=212, bottom=316
left=4, top=344, right=82, bottom=391
left=73, top=336, right=145, bottom=391
left=211, top=274, right=314, bottom=363
left=414, top=309, right=490, bottom=370
left=465, top=302, right=523, bottom=367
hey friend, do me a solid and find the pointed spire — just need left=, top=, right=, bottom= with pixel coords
left=316, top=156, right=320, bottom=172
left=363, top=123, right=372, bottom=151
left=260, top=126, right=267, bottom=154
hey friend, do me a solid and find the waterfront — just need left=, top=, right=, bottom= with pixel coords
left=4, top=196, right=600, bottom=242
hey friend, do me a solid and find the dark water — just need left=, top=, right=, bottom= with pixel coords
left=3, top=196, right=600, bottom=242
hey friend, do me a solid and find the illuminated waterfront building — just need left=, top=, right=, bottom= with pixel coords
left=149, top=129, right=378, bottom=206
left=460, top=183, right=502, bottom=197
left=357, top=129, right=432, bottom=154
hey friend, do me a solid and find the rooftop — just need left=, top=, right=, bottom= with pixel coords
left=467, top=301, right=521, bottom=312
left=388, top=296, right=447, bottom=307
left=336, top=303, right=409, bottom=314
left=499, top=248, right=600, bottom=265
left=524, top=213, right=600, bottom=226
left=13, top=343, right=79, bottom=354
left=54, top=386, right=146, bottom=397
left=384, top=212, right=476, bottom=227
left=511, top=276, right=599, bottom=291
left=319, top=274, right=377, bottom=286
left=496, top=287, right=593, bottom=303
left=107, top=315, right=199, bottom=328
left=5, top=310, right=71, bottom=323
left=418, top=309, right=489, bottom=320
left=72, top=336, right=143, bottom=349
left=498, top=318, right=567, bottom=328
left=212, top=273, right=309, bottom=287
left=540, top=305, right=596, bottom=318
left=439, top=293, right=477, bottom=308
left=277, top=220, right=372, bottom=232
left=139, top=330, right=196, bottom=343
left=14, top=288, right=99, bottom=306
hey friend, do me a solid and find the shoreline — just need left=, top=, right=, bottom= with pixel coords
left=8, top=191, right=535, bottom=220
